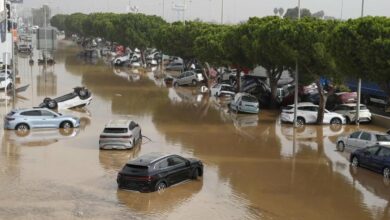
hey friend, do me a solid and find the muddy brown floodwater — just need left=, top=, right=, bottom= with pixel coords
left=1, top=40, right=390, bottom=220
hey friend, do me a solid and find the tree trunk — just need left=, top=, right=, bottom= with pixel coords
left=270, top=78, right=278, bottom=108
left=236, top=68, right=241, bottom=93
left=316, top=79, right=327, bottom=124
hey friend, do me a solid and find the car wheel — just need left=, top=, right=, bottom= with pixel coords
left=6, top=83, right=13, bottom=90
left=60, top=121, right=73, bottom=129
left=47, top=99, right=58, bottom=109
left=296, top=117, right=305, bottom=127
left=191, top=168, right=199, bottom=180
left=115, top=60, right=121, bottom=65
left=16, top=123, right=30, bottom=133
left=330, top=118, right=342, bottom=125
left=383, top=167, right=390, bottom=179
left=139, top=131, right=142, bottom=140
left=78, top=88, right=88, bottom=97
left=155, top=181, right=167, bottom=192
left=337, top=141, right=345, bottom=152
left=345, top=116, right=351, bottom=124
left=192, top=80, right=197, bottom=86
left=351, top=156, right=359, bottom=167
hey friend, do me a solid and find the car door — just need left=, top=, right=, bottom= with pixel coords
left=357, top=132, right=373, bottom=149
left=371, top=147, right=390, bottom=172
left=346, top=131, right=362, bottom=148
left=21, top=110, right=44, bottom=128
left=360, top=146, right=381, bottom=169
left=40, top=110, right=59, bottom=128
left=166, top=156, right=191, bottom=184
left=177, top=73, right=185, bottom=85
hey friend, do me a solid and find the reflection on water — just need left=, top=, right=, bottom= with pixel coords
left=36, top=66, right=57, bottom=97
left=0, top=40, right=389, bottom=219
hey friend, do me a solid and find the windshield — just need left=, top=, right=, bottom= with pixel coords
left=376, top=135, right=390, bottom=142
left=221, top=86, right=234, bottom=92
left=242, top=95, right=258, bottom=102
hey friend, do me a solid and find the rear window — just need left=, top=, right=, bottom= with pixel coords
left=123, top=164, right=149, bottom=174
left=103, top=128, right=128, bottom=133
left=242, top=95, right=257, bottom=102
left=376, top=135, right=390, bottom=142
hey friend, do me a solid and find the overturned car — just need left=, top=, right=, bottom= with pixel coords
left=39, top=87, right=92, bottom=110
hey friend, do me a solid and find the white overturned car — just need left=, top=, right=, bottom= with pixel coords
left=210, top=84, right=235, bottom=97
left=39, top=87, right=92, bottom=110
left=281, top=102, right=346, bottom=126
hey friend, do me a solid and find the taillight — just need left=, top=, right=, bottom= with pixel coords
left=124, top=175, right=154, bottom=181
left=5, top=117, right=15, bottom=121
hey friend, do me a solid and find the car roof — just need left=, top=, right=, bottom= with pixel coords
left=355, top=130, right=389, bottom=136
left=12, top=108, right=50, bottom=112
left=287, top=102, right=317, bottom=107
left=128, top=152, right=174, bottom=166
left=105, top=119, right=132, bottom=128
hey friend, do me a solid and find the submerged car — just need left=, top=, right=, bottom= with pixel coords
left=210, top=84, right=235, bottom=97
left=333, top=103, right=372, bottom=124
left=4, top=108, right=80, bottom=132
left=173, top=71, right=204, bottom=87
left=99, top=120, right=142, bottom=150
left=39, top=87, right=92, bottom=110
left=230, top=93, right=259, bottom=114
left=336, top=131, right=390, bottom=152
left=350, top=145, right=390, bottom=178
left=281, top=102, right=345, bottom=126
left=117, top=152, right=203, bottom=192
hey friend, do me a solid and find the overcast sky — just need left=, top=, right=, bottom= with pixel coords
left=22, top=0, right=389, bottom=23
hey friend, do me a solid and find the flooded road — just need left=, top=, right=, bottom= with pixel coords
left=1, top=40, right=390, bottom=220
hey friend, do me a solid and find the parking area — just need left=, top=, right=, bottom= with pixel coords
left=0, top=41, right=390, bottom=220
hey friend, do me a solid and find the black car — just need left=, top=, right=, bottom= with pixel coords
left=350, top=145, right=390, bottom=178
left=117, top=152, right=203, bottom=192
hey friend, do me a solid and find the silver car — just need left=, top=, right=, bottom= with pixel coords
left=336, top=130, right=390, bottom=152
left=173, top=71, right=204, bottom=87
left=99, top=119, right=142, bottom=150
left=4, top=108, right=80, bottom=132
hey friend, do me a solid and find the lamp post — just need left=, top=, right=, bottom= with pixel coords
left=356, top=0, right=364, bottom=125
left=293, top=0, right=301, bottom=128
left=220, top=0, right=224, bottom=24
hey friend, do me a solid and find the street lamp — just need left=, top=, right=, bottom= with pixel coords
left=220, top=0, right=224, bottom=24
left=356, top=0, right=364, bottom=125
left=293, top=0, right=301, bottom=128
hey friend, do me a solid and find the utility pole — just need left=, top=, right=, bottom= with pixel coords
left=356, top=0, right=364, bottom=125
left=220, top=0, right=224, bottom=24
left=293, top=0, right=301, bottom=128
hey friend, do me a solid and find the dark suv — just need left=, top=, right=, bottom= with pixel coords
left=117, top=152, right=203, bottom=192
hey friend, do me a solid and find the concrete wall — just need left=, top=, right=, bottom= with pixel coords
left=372, top=114, right=390, bottom=129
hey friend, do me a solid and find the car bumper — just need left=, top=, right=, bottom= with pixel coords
left=99, top=141, right=133, bottom=150
left=117, top=178, right=155, bottom=192
left=280, top=113, right=294, bottom=123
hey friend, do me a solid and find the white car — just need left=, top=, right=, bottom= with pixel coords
left=99, top=119, right=142, bottom=150
left=39, top=87, right=92, bottom=110
left=336, top=131, right=390, bottom=152
left=210, top=84, right=235, bottom=97
left=0, top=75, right=12, bottom=90
left=112, top=54, right=130, bottom=66
left=230, top=93, right=259, bottom=114
left=281, top=102, right=346, bottom=126
left=333, top=103, right=372, bottom=123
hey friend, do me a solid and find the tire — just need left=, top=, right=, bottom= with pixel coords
left=383, top=167, right=390, bottom=179
left=351, top=156, right=359, bottom=167
left=78, top=89, right=88, bottom=97
left=330, top=118, right=342, bottom=125
left=337, top=141, right=345, bottom=152
left=139, top=131, right=142, bottom=140
left=191, top=168, right=199, bottom=180
left=60, top=121, right=73, bottom=129
left=16, top=123, right=30, bottom=132
left=192, top=80, right=197, bottom=86
left=296, top=117, right=305, bottom=127
left=345, top=116, right=351, bottom=124
left=47, top=99, right=58, bottom=109
left=6, top=83, right=13, bottom=90
left=43, top=97, right=51, bottom=103
left=115, top=60, right=121, bottom=65
left=155, top=181, right=167, bottom=192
